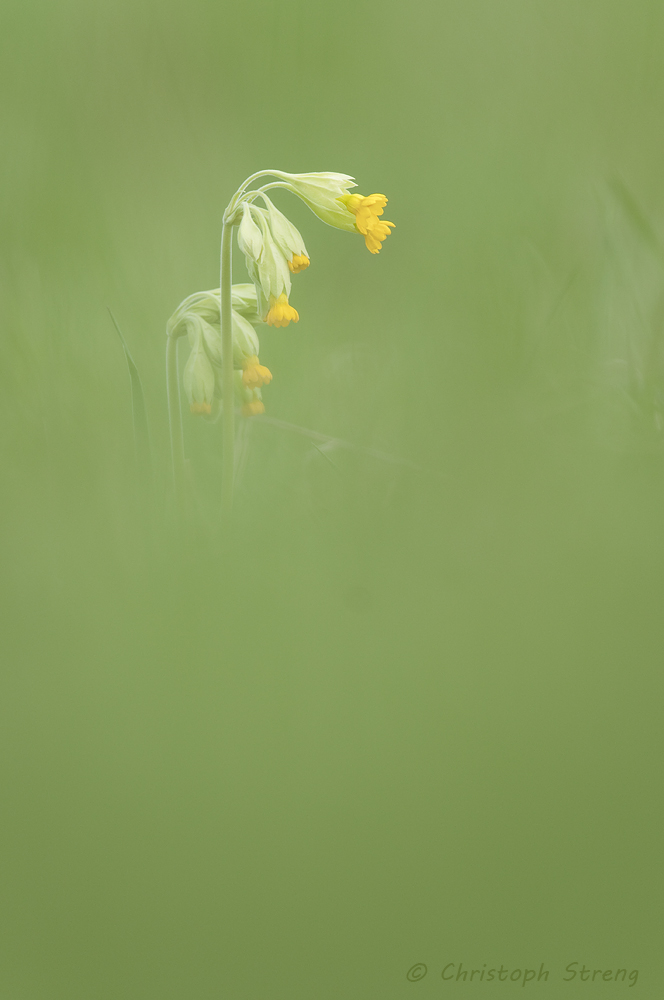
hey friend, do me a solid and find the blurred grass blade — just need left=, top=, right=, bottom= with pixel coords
left=257, top=414, right=428, bottom=473
left=608, top=177, right=664, bottom=264
left=107, top=308, right=152, bottom=489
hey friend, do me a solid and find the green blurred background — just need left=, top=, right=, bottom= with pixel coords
left=1, top=0, right=663, bottom=996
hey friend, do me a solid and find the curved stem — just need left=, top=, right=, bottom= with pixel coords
left=241, top=182, right=290, bottom=206
left=220, top=222, right=235, bottom=518
left=166, top=330, right=186, bottom=515
left=225, top=170, right=292, bottom=218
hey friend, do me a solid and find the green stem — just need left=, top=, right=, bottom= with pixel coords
left=227, top=170, right=282, bottom=214
left=166, top=329, right=186, bottom=514
left=220, top=221, right=235, bottom=517
left=242, top=182, right=291, bottom=205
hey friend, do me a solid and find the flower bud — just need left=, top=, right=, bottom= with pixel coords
left=242, top=398, right=265, bottom=417
left=234, top=370, right=265, bottom=417
left=255, top=210, right=292, bottom=299
left=237, top=202, right=263, bottom=262
left=231, top=311, right=260, bottom=367
left=183, top=319, right=215, bottom=415
left=198, top=317, right=222, bottom=367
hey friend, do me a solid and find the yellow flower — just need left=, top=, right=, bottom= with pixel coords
left=267, top=171, right=358, bottom=231
left=265, top=292, right=299, bottom=327
left=340, top=192, right=395, bottom=253
left=190, top=401, right=212, bottom=415
left=260, top=195, right=310, bottom=273
left=242, top=399, right=265, bottom=417
left=242, top=355, right=273, bottom=388
left=288, top=253, right=310, bottom=274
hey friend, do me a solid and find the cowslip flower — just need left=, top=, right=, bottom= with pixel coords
left=234, top=370, right=265, bottom=417
left=242, top=397, right=265, bottom=417
left=171, top=170, right=394, bottom=420
left=338, top=192, right=395, bottom=254
left=264, top=293, right=298, bottom=328
left=260, top=171, right=395, bottom=253
left=168, top=283, right=272, bottom=417
left=232, top=311, right=273, bottom=388
left=236, top=203, right=263, bottom=265
left=167, top=166, right=395, bottom=516
left=260, top=194, right=310, bottom=274
left=240, top=206, right=299, bottom=327
left=167, top=285, right=262, bottom=333
left=232, top=171, right=394, bottom=332
left=241, top=355, right=272, bottom=389
left=262, top=171, right=358, bottom=231
left=182, top=316, right=215, bottom=416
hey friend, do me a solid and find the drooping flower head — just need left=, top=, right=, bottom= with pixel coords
left=261, top=171, right=395, bottom=253
left=238, top=204, right=299, bottom=327
left=171, top=169, right=394, bottom=423
left=168, top=284, right=273, bottom=417
left=265, top=171, right=359, bottom=231
left=232, top=170, right=394, bottom=333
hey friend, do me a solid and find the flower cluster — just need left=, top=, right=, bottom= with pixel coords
left=231, top=171, right=395, bottom=328
left=170, top=171, right=394, bottom=420
left=167, top=284, right=271, bottom=418
left=236, top=197, right=307, bottom=328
